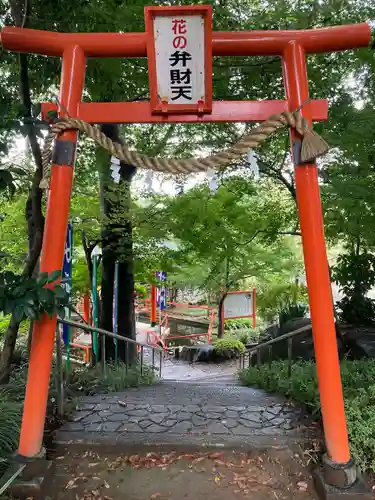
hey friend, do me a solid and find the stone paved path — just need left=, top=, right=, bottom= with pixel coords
left=161, top=358, right=238, bottom=382
left=57, top=381, right=315, bottom=450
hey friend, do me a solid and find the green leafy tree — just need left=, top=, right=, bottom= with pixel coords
left=333, top=251, right=375, bottom=325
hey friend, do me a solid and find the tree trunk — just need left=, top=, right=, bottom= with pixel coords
left=116, top=173, right=137, bottom=363
left=0, top=316, right=21, bottom=384
left=98, top=124, right=137, bottom=364
left=217, top=292, right=227, bottom=339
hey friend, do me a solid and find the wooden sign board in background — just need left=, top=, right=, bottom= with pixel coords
left=223, top=291, right=254, bottom=320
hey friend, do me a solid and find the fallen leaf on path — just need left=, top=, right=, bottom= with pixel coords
left=104, top=480, right=110, bottom=489
left=150, top=494, right=162, bottom=499
left=208, top=452, right=224, bottom=460
left=88, top=463, right=100, bottom=467
left=128, top=454, right=140, bottom=465
left=65, top=478, right=79, bottom=489
left=297, top=481, right=308, bottom=491
left=214, top=460, right=226, bottom=466
left=117, top=401, right=127, bottom=407
left=193, top=467, right=206, bottom=473
left=192, top=457, right=205, bottom=463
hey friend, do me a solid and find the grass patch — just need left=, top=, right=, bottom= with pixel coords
left=239, top=360, right=375, bottom=472
left=0, top=391, right=22, bottom=467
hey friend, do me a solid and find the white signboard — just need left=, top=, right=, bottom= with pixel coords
left=153, top=15, right=205, bottom=105
left=223, top=292, right=253, bottom=319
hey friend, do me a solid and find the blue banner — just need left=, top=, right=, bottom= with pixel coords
left=61, top=223, right=73, bottom=345
left=156, top=271, right=167, bottom=311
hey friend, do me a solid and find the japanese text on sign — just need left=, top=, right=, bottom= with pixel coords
left=223, top=292, right=253, bottom=319
left=153, top=14, right=205, bottom=105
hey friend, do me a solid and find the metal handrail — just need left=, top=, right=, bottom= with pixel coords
left=55, top=317, right=164, bottom=418
left=239, top=323, right=312, bottom=375
left=58, top=317, right=163, bottom=352
left=246, top=324, right=312, bottom=354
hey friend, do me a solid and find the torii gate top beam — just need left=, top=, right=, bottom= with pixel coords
left=0, top=23, right=372, bottom=58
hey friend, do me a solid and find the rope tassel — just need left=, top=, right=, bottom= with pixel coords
left=300, top=129, right=330, bottom=163
left=39, top=110, right=330, bottom=189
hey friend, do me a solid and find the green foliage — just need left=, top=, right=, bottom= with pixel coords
left=239, top=360, right=375, bottom=472
left=0, top=195, right=29, bottom=271
left=135, top=283, right=147, bottom=298
left=0, top=391, right=21, bottom=466
left=257, top=282, right=308, bottom=323
left=67, top=362, right=157, bottom=395
left=71, top=257, right=90, bottom=297
left=224, top=319, right=261, bottom=344
left=0, top=270, right=69, bottom=322
left=225, top=318, right=253, bottom=330
left=333, top=251, right=375, bottom=325
left=213, top=337, right=245, bottom=359
left=0, top=315, right=11, bottom=336
left=144, top=179, right=301, bottom=294
left=278, top=303, right=308, bottom=326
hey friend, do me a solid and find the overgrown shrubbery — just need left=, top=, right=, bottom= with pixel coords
left=224, top=319, right=261, bottom=345
left=278, top=303, right=308, bottom=327
left=257, top=282, right=308, bottom=324
left=0, top=390, right=22, bottom=467
left=66, top=362, right=156, bottom=395
left=239, top=360, right=375, bottom=472
left=226, top=318, right=253, bottom=330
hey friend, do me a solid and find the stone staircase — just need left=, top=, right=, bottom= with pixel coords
left=56, top=379, right=315, bottom=453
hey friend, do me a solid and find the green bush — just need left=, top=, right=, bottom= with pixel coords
left=238, top=360, right=375, bottom=472
left=226, top=318, right=253, bottom=330
left=214, top=338, right=245, bottom=359
left=278, top=303, right=308, bottom=326
left=0, top=390, right=22, bottom=469
left=66, top=362, right=157, bottom=395
left=257, top=282, right=308, bottom=323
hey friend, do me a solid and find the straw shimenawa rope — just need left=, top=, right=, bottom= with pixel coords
left=40, top=111, right=329, bottom=189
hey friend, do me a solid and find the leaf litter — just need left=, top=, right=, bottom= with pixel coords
left=55, top=449, right=317, bottom=499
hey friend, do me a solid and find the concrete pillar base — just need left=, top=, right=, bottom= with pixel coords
left=314, top=468, right=372, bottom=500
left=8, top=448, right=54, bottom=500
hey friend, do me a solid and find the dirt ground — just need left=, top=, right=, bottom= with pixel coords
left=48, top=448, right=318, bottom=500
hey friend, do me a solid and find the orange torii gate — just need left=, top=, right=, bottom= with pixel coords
left=0, top=7, right=373, bottom=498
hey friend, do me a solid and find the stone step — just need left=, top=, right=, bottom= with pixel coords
left=55, top=382, right=317, bottom=454
left=164, top=375, right=240, bottom=386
